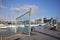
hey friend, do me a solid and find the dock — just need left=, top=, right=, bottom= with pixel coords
left=0, top=29, right=60, bottom=40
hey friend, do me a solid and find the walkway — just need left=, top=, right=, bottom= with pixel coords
left=0, top=29, right=60, bottom=40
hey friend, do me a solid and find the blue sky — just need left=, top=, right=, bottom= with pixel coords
left=0, top=0, right=60, bottom=21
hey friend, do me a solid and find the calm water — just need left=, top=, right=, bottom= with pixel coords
left=0, top=27, right=15, bottom=36
left=35, top=25, right=49, bottom=31
left=0, top=25, right=49, bottom=36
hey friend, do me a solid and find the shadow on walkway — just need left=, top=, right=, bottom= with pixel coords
left=14, top=38, right=22, bottom=40
left=30, top=32, right=36, bottom=36
left=35, top=31, right=60, bottom=40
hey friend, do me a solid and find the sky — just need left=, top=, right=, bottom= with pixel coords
left=0, top=0, right=60, bottom=21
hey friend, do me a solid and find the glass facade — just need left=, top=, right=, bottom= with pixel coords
left=16, top=13, right=30, bottom=35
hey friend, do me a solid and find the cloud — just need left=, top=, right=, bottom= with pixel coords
left=10, top=5, right=40, bottom=13
left=0, top=5, right=6, bottom=8
left=0, top=16, right=7, bottom=21
left=10, top=5, right=40, bottom=20
left=10, top=8, right=20, bottom=12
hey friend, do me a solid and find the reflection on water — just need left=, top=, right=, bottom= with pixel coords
left=0, top=25, right=49, bottom=36
left=0, top=27, right=15, bottom=36
left=35, top=25, right=49, bottom=31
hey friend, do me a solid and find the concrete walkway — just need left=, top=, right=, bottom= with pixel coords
left=35, top=29, right=60, bottom=40
left=0, top=29, right=60, bottom=40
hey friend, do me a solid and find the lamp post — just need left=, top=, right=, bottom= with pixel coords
left=29, top=8, right=32, bottom=36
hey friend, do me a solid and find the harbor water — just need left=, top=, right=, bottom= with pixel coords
left=0, top=25, right=50, bottom=36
